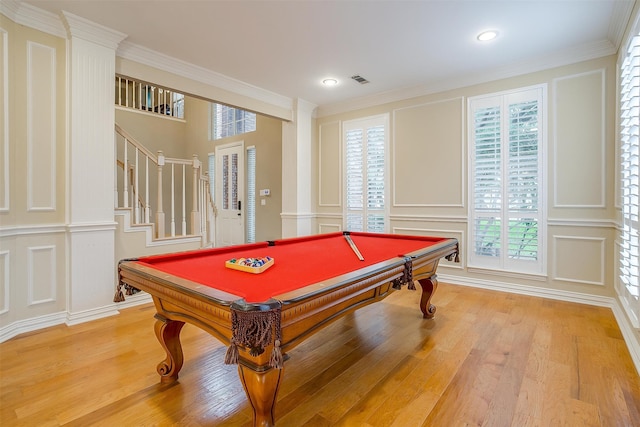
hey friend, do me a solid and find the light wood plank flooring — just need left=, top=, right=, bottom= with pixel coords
left=2, top=283, right=639, bottom=426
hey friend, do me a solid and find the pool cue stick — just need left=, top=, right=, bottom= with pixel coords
left=344, top=233, right=365, bottom=261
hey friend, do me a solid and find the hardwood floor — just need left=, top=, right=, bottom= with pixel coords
left=2, top=282, right=639, bottom=426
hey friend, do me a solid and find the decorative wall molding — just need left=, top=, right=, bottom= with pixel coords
left=26, top=41, right=56, bottom=212
left=0, top=224, right=67, bottom=237
left=391, top=214, right=468, bottom=223
left=0, top=28, right=8, bottom=212
left=0, top=0, right=67, bottom=39
left=317, top=39, right=616, bottom=118
left=552, top=235, right=606, bottom=286
left=27, top=245, right=56, bottom=305
left=553, top=69, right=606, bottom=208
left=60, top=11, right=126, bottom=50
left=318, top=223, right=341, bottom=234
left=67, top=221, right=118, bottom=234
left=392, top=97, right=465, bottom=208
left=393, top=226, right=464, bottom=269
left=280, top=212, right=315, bottom=220
left=547, top=218, right=618, bottom=228
left=117, top=41, right=293, bottom=113
left=318, top=120, right=341, bottom=207
left=0, top=250, right=9, bottom=315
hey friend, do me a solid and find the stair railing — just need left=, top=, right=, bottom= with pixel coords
left=114, top=124, right=215, bottom=245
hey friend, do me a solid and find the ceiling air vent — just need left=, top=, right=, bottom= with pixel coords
left=351, top=75, right=370, bottom=84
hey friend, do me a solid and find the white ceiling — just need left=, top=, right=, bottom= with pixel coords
left=17, top=0, right=638, bottom=111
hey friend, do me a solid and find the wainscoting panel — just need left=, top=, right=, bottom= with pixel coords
left=27, top=41, right=56, bottom=212
left=0, top=250, right=8, bottom=314
left=553, top=235, right=605, bottom=285
left=27, top=245, right=56, bottom=305
left=318, top=121, right=341, bottom=207
left=318, top=223, right=341, bottom=234
left=392, top=226, right=464, bottom=269
left=553, top=70, right=605, bottom=208
left=392, top=97, right=464, bottom=207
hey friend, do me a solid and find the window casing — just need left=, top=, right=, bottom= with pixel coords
left=618, top=32, right=640, bottom=327
left=343, top=115, right=389, bottom=233
left=210, top=103, right=257, bottom=140
left=468, top=86, right=546, bottom=275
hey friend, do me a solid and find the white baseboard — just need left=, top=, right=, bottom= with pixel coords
left=0, top=311, right=67, bottom=343
left=0, top=293, right=153, bottom=343
left=439, top=274, right=640, bottom=375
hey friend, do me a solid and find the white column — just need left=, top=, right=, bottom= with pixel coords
left=62, top=12, right=127, bottom=322
left=281, top=98, right=316, bottom=238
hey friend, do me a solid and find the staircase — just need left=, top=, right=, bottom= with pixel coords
left=114, top=123, right=216, bottom=250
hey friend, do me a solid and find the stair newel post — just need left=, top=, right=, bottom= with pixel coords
left=191, top=155, right=201, bottom=235
left=156, top=151, right=165, bottom=239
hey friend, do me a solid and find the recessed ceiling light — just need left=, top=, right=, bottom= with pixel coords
left=322, top=78, right=338, bottom=86
left=477, top=30, right=499, bottom=42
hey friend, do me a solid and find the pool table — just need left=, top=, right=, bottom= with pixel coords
left=117, top=231, right=459, bottom=426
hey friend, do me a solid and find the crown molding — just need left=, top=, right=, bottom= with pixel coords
left=117, top=40, right=293, bottom=112
left=0, top=0, right=66, bottom=38
left=316, top=38, right=617, bottom=118
left=61, top=11, right=126, bottom=50
left=608, top=0, right=637, bottom=50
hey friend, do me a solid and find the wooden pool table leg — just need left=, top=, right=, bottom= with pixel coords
left=238, top=364, right=284, bottom=427
left=153, top=314, right=185, bottom=383
left=417, top=274, right=439, bottom=319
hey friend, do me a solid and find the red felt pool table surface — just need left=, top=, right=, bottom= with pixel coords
left=134, top=232, right=448, bottom=303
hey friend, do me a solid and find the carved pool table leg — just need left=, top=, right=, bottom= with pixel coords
left=153, top=314, right=185, bottom=383
left=238, top=364, right=284, bottom=427
left=417, top=274, right=439, bottom=319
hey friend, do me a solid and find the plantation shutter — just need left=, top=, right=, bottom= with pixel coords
left=619, top=34, right=640, bottom=326
left=469, top=87, right=544, bottom=274
left=344, top=116, right=388, bottom=233
left=345, top=128, right=364, bottom=231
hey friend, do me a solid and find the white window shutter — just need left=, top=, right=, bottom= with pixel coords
left=619, top=35, right=640, bottom=326
left=469, top=87, right=544, bottom=274
left=344, top=116, right=387, bottom=233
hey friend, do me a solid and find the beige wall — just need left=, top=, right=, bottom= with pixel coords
left=116, top=94, right=283, bottom=243
left=315, top=55, right=617, bottom=300
left=185, top=97, right=283, bottom=242
left=0, top=17, right=68, bottom=327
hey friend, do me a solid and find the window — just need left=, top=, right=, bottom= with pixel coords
left=469, top=86, right=545, bottom=274
left=344, top=115, right=388, bottom=233
left=210, top=103, right=257, bottom=140
left=619, top=32, right=640, bottom=327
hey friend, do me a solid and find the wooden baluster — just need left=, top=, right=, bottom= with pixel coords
left=156, top=151, right=165, bottom=239
left=145, top=156, right=150, bottom=223
left=171, top=163, right=176, bottom=237
left=182, top=164, right=187, bottom=236
left=123, top=139, right=129, bottom=208
left=191, top=155, right=201, bottom=236
left=134, top=148, right=140, bottom=223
